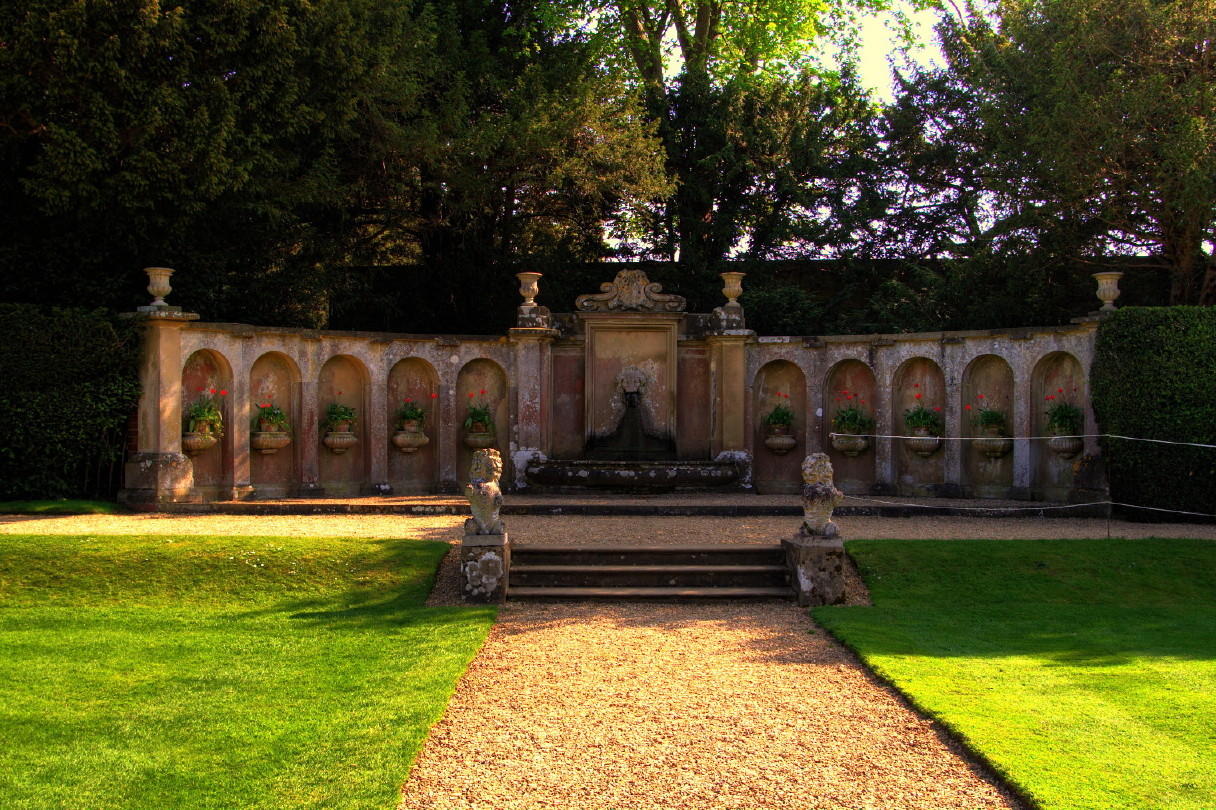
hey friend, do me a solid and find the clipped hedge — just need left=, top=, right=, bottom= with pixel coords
left=0, top=305, right=141, bottom=500
left=1092, top=307, right=1216, bottom=521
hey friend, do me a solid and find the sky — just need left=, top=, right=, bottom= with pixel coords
left=854, top=6, right=946, bottom=101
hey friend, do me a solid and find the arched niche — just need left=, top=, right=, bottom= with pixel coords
left=318, top=354, right=369, bottom=496
left=181, top=349, right=234, bottom=492
left=456, top=359, right=509, bottom=485
left=1032, top=351, right=1085, bottom=500
left=752, top=360, right=807, bottom=494
left=893, top=357, right=946, bottom=496
left=388, top=357, right=440, bottom=493
left=822, top=359, right=877, bottom=494
left=961, top=354, right=1014, bottom=498
left=249, top=352, right=300, bottom=498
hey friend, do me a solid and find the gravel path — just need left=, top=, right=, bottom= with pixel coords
left=398, top=601, right=1022, bottom=810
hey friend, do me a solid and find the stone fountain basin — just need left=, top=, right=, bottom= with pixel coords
left=525, top=459, right=742, bottom=491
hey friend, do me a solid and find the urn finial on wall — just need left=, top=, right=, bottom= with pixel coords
left=1093, top=271, right=1123, bottom=312
left=144, top=267, right=174, bottom=308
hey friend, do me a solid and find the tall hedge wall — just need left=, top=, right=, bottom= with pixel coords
left=0, top=305, right=141, bottom=500
left=1092, top=307, right=1216, bottom=521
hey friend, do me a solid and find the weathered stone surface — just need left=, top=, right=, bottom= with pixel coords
left=784, top=453, right=846, bottom=605
left=783, top=533, right=846, bottom=606
left=461, top=533, right=510, bottom=603
left=575, top=269, right=686, bottom=312
left=464, top=449, right=505, bottom=535
left=118, top=452, right=197, bottom=507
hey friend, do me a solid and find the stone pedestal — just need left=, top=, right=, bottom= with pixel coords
left=782, top=531, right=845, bottom=606
left=119, top=452, right=198, bottom=508
left=461, top=533, right=510, bottom=603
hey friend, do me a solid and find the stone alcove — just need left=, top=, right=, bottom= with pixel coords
left=181, top=348, right=233, bottom=497
left=752, top=360, right=807, bottom=494
left=318, top=354, right=369, bottom=496
left=249, top=351, right=300, bottom=498
left=822, top=359, right=878, bottom=494
left=1032, top=351, right=1085, bottom=500
left=962, top=354, right=1015, bottom=498
left=388, top=357, right=440, bottom=493
left=456, top=359, right=509, bottom=486
left=893, top=357, right=947, bottom=496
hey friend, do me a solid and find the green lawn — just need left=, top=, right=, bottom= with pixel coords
left=0, top=534, right=494, bottom=810
left=0, top=499, right=123, bottom=514
left=815, top=538, right=1216, bottom=810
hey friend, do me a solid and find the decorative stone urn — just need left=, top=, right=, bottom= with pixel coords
left=720, top=271, right=745, bottom=305
left=392, top=420, right=430, bottom=454
left=831, top=433, right=870, bottom=457
left=1047, top=431, right=1083, bottom=460
left=906, top=427, right=942, bottom=458
left=323, top=429, right=358, bottom=455
left=516, top=272, right=542, bottom=306
left=182, top=431, right=217, bottom=456
left=464, top=422, right=495, bottom=449
left=250, top=431, right=291, bottom=455
left=1093, top=271, right=1123, bottom=312
left=763, top=424, right=797, bottom=455
left=144, top=266, right=174, bottom=307
left=972, top=426, right=1012, bottom=460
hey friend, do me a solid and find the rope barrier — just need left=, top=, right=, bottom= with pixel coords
left=828, top=432, right=1216, bottom=449
left=840, top=495, right=1216, bottom=520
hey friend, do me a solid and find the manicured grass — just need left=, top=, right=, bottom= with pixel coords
left=0, top=534, right=494, bottom=810
left=815, top=538, right=1216, bottom=810
left=0, top=499, right=123, bottom=514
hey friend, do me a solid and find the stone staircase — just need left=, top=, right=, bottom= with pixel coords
left=508, top=544, right=792, bottom=601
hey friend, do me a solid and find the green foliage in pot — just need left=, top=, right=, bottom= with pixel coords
left=463, top=393, right=494, bottom=432
left=395, top=398, right=426, bottom=427
left=763, top=398, right=795, bottom=427
left=1045, top=398, right=1083, bottom=435
left=186, top=392, right=226, bottom=437
left=904, top=403, right=944, bottom=435
left=323, top=403, right=357, bottom=431
left=252, top=402, right=289, bottom=431
left=831, top=390, right=875, bottom=435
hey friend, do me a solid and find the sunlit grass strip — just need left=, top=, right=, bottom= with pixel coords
left=815, top=538, right=1216, bottom=810
left=0, top=499, right=122, bottom=514
left=0, top=534, right=494, bottom=810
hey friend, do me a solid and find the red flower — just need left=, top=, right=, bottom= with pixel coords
left=913, top=383, right=920, bottom=388
left=337, top=391, right=343, bottom=395
left=977, top=393, right=985, bottom=399
left=859, top=399, right=866, bottom=405
left=1058, top=388, right=1064, bottom=393
left=1046, top=395, right=1055, bottom=400
left=965, top=404, right=973, bottom=410
left=261, top=402, right=270, bottom=408
left=197, top=387, right=205, bottom=393
left=404, top=398, right=413, bottom=403
left=480, top=389, right=486, bottom=395
left=219, top=389, right=227, bottom=396
left=209, top=388, right=216, bottom=394
left=846, top=394, right=854, bottom=400
left=468, top=392, right=475, bottom=398
left=430, top=392, right=439, bottom=399
left=933, top=406, right=942, bottom=412
left=914, top=392, right=922, bottom=399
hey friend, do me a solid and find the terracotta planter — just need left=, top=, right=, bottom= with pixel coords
left=973, top=425, right=1012, bottom=460
left=329, top=420, right=352, bottom=433
left=905, top=426, right=942, bottom=458
left=831, top=433, right=870, bottom=457
left=392, top=422, right=430, bottom=454
left=251, top=431, right=291, bottom=455
left=763, top=424, right=796, bottom=455
left=1047, top=431, right=1083, bottom=460
left=182, top=431, right=217, bottom=456
left=323, top=430, right=358, bottom=455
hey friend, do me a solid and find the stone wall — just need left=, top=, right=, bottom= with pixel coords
left=122, top=271, right=1102, bottom=504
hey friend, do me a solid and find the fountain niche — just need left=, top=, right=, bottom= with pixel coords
left=525, top=270, right=744, bottom=491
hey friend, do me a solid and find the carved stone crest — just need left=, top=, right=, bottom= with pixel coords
left=575, top=270, right=686, bottom=312
left=799, top=453, right=844, bottom=539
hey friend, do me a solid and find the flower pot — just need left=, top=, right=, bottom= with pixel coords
left=251, top=431, right=291, bottom=455
left=831, top=433, right=870, bottom=458
left=392, top=423, right=430, bottom=454
left=905, top=426, right=941, bottom=458
left=973, top=425, right=1012, bottom=460
left=329, top=420, right=352, bottom=433
left=763, top=424, right=796, bottom=455
left=323, top=430, right=358, bottom=455
left=1047, top=431, right=1083, bottom=460
left=182, top=431, right=217, bottom=456
left=464, top=430, right=495, bottom=449
left=257, top=419, right=283, bottom=433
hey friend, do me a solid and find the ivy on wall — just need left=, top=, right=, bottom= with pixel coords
left=0, top=305, right=141, bottom=500
left=1092, top=307, right=1216, bottom=521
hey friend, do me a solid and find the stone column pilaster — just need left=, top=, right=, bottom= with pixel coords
left=119, top=311, right=201, bottom=507
left=707, top=332, right=752, bottom=456
left=364, top=372, right=391, bottom=495
left=941, top=338, right=964, bottom=497
left=870, top=341, right=896, bottom=493
left=296, top=379, right=324, bottom=496
left=1010, top=362, right=1033, bottom=499
left=508, top=328, right=558, bottom=490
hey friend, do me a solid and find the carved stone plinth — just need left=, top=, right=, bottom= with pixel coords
left=118, top=452, right=198, bottom=507
left=461, top=533, right=510, bottom=603
left=782, top=532, right=845, bottom=606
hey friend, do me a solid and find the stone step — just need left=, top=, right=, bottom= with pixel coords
left=511, top=544, right=784, bottom=567
left=508, top=585, right=793, bottom=601
left=511, top=563, right=788, bottom=589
